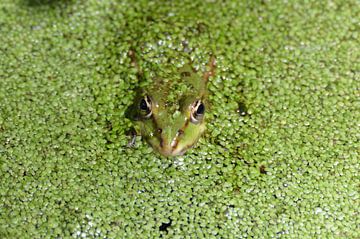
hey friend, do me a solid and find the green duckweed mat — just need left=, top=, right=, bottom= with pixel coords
left=0, top=0, right=359, bottom=238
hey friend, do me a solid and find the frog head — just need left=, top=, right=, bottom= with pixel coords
left=132, top=57, right=215, bottom=156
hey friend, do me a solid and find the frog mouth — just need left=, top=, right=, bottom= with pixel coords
left=156, top=134, right=199, bottom=157
left=154, top=121, right=204, bottom=156
left=153, top=119, right=191, bottom=156
left=156, top=138, right=184, bottom=156
left=156, top=142, right=191, bottom=157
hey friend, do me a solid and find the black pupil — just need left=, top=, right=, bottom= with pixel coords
left=196, top=103, right=205, bottom=115
left=140, top=99, right=148, bottom=111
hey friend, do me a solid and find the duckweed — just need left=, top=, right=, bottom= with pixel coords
left=0, top=0, right=359, bottom=238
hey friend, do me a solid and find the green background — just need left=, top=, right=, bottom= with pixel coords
left=0, top=0, right=359, bottom=238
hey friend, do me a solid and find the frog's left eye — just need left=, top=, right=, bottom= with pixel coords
left=139, top=95, right=152, bottom=118
left=190, top=100, right=205, bottom=124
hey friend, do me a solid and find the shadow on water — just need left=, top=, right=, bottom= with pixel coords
left=23, top=0, right=74, bottom=8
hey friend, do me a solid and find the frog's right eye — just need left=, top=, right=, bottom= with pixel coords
left=190, top=100, right=205, bottom=124
left=139, top=95, right=152, bottom=118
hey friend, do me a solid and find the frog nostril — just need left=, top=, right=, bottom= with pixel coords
left=177, top=129, right=184, bottom=136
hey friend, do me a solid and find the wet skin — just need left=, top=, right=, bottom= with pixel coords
left=129, top=51, right=215, bottom=156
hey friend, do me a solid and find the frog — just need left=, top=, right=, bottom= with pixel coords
left=128, top=50, right=216, bottom=156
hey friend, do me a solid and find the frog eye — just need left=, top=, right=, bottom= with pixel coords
left=190, top=100, right=205, bottom=124
left=139, top=95, right=152, bottom=118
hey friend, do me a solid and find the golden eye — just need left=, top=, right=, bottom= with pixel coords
left=139, top=95, right=152, bottom=118
left=190, top=100, right=205, bottom=124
